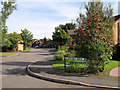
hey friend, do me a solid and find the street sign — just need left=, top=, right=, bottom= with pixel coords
left=65, top=57, right=87, bottom=61
left=64, top=57, right=87, bottom=75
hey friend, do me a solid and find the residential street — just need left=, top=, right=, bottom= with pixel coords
left=2, top=48, right=86, bottom=88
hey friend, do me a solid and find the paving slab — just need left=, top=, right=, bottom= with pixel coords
left=28, top=59, right=120, bottom=88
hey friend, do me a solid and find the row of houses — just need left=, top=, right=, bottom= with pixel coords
left=32, top=38, right=51, bottom=48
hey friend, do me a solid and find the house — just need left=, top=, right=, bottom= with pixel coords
left=113, top=14, right=120, bottom=59
left=113, top=14, right=120, bottom=45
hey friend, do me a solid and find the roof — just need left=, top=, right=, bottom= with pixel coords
left=67, top=30, right=75, bottom=35
left=114, top=14, right=120, bottom=21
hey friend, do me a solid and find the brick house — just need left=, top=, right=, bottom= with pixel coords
left=113, top=14, right=120, bottom=45
left=113, top=14, right=120, bottom=59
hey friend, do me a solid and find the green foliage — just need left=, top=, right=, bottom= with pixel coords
left=21, top=28, right=33, bottom=49
left=9, top=32, right=22, bottom=48
left=2, top=34, right=11, bottom=47
left=53, top=60, right=120, bottom=75
left=52, top=28, right=72, bottom=46
left=54, top=50, right=66, bottom=60
left=1, top=1, right=17, bottom=47
left=56, top=23, right=76, bottom=31
left=58, top=46, right=69, bottom=52
left=43, top=37, right=47, bottom=42
left=46, top=41, right=57, bottom=48
left=73, top=0, right=114, bottom=74
left=68, top=50, right=77, bottom=57
left=54, top=46, right=70, bottom=60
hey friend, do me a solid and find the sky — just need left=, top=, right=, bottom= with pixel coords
left=6, top=0, right=119, bottom=39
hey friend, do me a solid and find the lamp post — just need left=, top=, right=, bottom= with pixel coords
left=22, top=34, right=25, bottom=50
left=58, top=29, right=60, bottom=49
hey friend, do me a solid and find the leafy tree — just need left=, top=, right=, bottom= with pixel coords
left=52, top=27, right=72, bottom=48
left=20, top=28, right=33, bottom=50
left=73, top=0, right=114, bottom=74
left=55, top=23, right=76, bottom=32
left=0, top=1, right=16, bottom=48
left=1, top=1, right=17, bottom=47
left=43, top=37, right=47, bottom=43
left=9, top=32, right=22, bottom=48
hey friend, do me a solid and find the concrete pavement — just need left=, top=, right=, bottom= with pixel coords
left=110, top=66, right=120, bottom=76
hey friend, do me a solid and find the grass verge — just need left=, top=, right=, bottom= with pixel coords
left=14, top=47, right=32, bottom=52
left=52, top=60, right=120, bottom=76
left=0, top=53, right=17, bottom=56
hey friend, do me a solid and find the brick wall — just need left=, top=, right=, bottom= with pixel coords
left=113, top=18, right=120, bottom=45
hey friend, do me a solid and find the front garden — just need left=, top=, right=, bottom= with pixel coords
left=53, top=59, right=120, bottom=76
left=52, top=1, right=118, bottom=75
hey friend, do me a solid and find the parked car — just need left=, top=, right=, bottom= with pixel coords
left=35, top=46, right=39, bottom=49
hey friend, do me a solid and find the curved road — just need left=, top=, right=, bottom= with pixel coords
left=2, top=48, right=87, bottom=88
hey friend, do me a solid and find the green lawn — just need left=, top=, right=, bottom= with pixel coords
left=0, top=53, right=17, bottom=56
left=52, top=60, right=120, bottom=75
left=14, top=47, right=32, bottom=52
left=24, top=47, right=32, bottom=51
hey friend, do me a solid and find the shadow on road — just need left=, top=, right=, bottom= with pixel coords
left=37, top=54, right=50, bottom=56
left=2, top=68, right=26, bottom=75
left=30, top=60, right=85, bottom=77
left=32, top=60, right=53, bottom=66
left=2, top=62, right=32, bottom=66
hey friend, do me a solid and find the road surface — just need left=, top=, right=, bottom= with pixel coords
left=2, top=48, right=87, bottom=88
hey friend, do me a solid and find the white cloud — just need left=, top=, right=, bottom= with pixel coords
left=6, top=2, right=81, bottom=39
left=6, top=1, right=118, bottom=39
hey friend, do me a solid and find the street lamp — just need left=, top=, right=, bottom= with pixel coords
left=58, top=29, right=60, bottom=49
left=22, top=34, right=25, bottom=50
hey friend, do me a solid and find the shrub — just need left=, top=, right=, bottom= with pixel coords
left=73, top=7, right=114, bottom=74
left=68, top=50, right=77, bottom=57
left=54, top=50, right=66, bottom=60
left=58, top=46, right=69, bottom=52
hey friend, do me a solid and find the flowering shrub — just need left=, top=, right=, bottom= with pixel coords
left=73, top=12, right=114, bottom=74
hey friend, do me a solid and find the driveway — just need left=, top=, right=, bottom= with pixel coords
left=2, top=48, right=86, bottom=88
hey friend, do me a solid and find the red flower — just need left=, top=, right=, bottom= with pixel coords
left=91, top=37, right=94, bottom=41
left=87, top=30, right=90, bottom=34
left=82, top=25, right=85, bottom=28
left=110, top=43, right=112, bottom=45
left=107, top=38, right=109, bottom=40
left=82, top=20, right=86, bottom=23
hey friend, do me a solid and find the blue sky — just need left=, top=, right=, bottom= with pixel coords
left=6, top=0, right=119, bottom=39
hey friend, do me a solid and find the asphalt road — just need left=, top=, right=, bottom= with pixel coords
left=2, top=48, right=87, bottom=88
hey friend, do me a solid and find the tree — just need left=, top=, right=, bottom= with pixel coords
left=9, top=32, right=22, bottom=48
left=73, top=0, right=114, bottom=74
left=55, top=23, right=76, bottom=32
left=0, top=1, right=17, bottom=48
left=20, top=29, right=33, bottom=50
left=52, top=27, right=72, bottom=48
left=43, top=37, right=47, bottom=42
